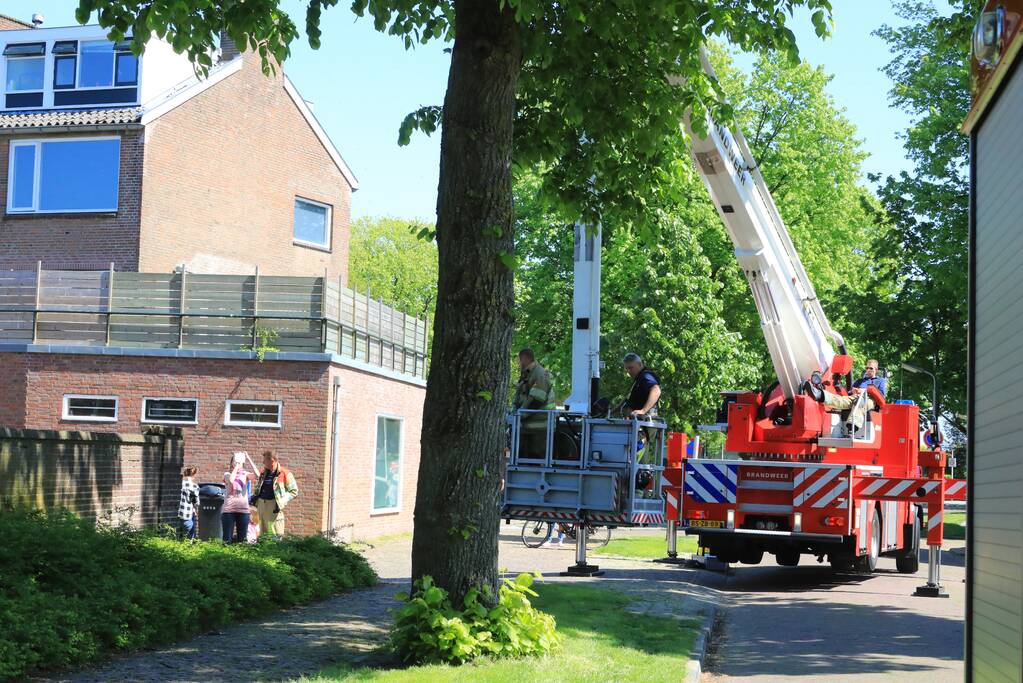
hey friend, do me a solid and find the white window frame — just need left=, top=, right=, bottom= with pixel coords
left=6, top=136, right=121, bottom=214
left=223, top=400, right=283, bottom=429
left=141, top=397, right=199, bottom=425
left=76, top=40, right=137, bottom=90
left=4, top=54, right=45, bottom=94
left=62, top=394, right=119, bottom=423
left=293, top=196, right=333, bottom=251
left=371, top=413, right=404, bottom=515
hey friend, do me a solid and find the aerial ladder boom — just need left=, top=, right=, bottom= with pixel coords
left=675, top=50, right=846, bottom=400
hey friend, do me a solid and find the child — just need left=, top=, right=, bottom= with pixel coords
left=247, top=506, right=260, bottom=544
left=178, top=465, right=200, bottom=540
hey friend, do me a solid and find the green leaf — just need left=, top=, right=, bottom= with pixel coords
left=476, top=390, right=493, bottom=401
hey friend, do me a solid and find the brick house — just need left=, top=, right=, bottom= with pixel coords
left=0, top=18, right=426, bottom=540
left=1, top=20, right=354, bottom=276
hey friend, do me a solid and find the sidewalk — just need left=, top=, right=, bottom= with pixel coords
left=45, top=527, right=719, bottom=682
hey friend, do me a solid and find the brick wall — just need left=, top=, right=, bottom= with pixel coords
left=0, top=14, right=30, bottom=30
left=0, top=427, right=183, bottom=527
left=0, top=129, right=144, bottom=271
left=0, top=353, right=332, bottom=535
left=0, top=352, right=425, bottom=538
left=139, top=56, right=352, bottom=280
left=327, top=364, right=426, bottom=540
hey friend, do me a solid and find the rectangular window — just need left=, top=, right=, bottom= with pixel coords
left=373, top=416, right=403, bottom=512
left=5, top=56, right=44, bottom=92
left=7, top=138, right=120, bottom=213
left=79, top=41, right=116, bottom=87
left=293, top=198, right=331, bottom=249
left=115, top=52, right=138, bottom=86
left=224, top=400, right=282, bottom=428
left=142, top=398, right=198, bottom=425
left=54, top=56, right=76, bottom=89
left=62, top=395, right=118, bottom=422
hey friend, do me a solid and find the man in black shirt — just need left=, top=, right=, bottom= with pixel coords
left=623, top=352, right=661, bottom=417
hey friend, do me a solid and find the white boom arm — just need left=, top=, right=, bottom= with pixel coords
left=677, top=50, right=844, bottom=400
left=565, top=223, right=602, bottom=413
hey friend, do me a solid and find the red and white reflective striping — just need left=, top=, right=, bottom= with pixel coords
left=792, top=466, right=849, bottom=509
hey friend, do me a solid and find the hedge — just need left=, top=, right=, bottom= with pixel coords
left=0, top=508, right=377, bottom=681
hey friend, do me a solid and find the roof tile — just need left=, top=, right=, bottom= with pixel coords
left=0, top=106, right=144, bottom=130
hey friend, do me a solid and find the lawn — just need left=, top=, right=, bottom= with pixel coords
left=593, top=533, right=699, bottom=559
left=301, top=583, right=698, bottom=683
left=943, top=511, right=966, bottom=540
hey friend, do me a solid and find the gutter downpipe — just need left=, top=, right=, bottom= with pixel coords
left=327, top=376, right=341, bottom=531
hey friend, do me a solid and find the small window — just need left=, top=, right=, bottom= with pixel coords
left=142, top=398, right=198, bottom=425
left=52, top=41, right=78, bottom=55
left=3, top=43, right=45, bottom=57
left=373, top=416, right=403, bottom=512
left=5, top=56, right=44, bottom=92
left=79, top=41, right=116, bottom=88
left=115, top=52, right=138, bottom=86
left=63, top=395, right=118, bottom=422
left=224, top=400, right=282, bottom=428
left=7, top=138, right=120, bottom=214
left=293, top=198, right=331, bottom=250
left=54, top=56, right=77, bottom=89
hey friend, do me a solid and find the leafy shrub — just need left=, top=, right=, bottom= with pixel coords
left=389, top=573, right=561, bottom=665
left=0, top=508, right=376, bottom=681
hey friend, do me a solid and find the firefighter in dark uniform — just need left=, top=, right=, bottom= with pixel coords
left=513, top=348, right=555, bottom=458
left=622, top=352, right=661, bottom=417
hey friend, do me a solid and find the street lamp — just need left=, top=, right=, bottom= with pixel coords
left=901, top=362, right=939, bottom=432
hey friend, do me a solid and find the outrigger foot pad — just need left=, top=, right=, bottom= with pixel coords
left=914, top=583, right=950, bottom=598
left=561, top=563, right=604, bottom=577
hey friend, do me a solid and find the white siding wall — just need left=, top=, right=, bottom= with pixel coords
left=973, top=59, right=1023, bottom=682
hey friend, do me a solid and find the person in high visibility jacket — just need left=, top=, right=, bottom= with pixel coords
left=513, top=348, right=555, bottom=459
left=513, top=348, right=555, bottom=412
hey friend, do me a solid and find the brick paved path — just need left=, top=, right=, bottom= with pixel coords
left=42, top=527, right=718, bottom=682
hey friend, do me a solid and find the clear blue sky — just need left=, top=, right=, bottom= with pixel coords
left=7, top=1, right=943, bottom=222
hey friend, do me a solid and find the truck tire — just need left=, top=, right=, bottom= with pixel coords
left=740, top=548, right=764, bottom=565
left=776, top=549, right=800, bottom=567
left=896, top=513, right=921, bottom=574
left=855, top=507, right=881, bottom=573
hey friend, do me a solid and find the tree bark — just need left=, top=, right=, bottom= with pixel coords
left=411, top=0, right=521, bottom=605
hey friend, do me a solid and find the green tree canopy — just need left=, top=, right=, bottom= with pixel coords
left=857, top=0, right=975, bottom=431
left=347, top=216, right=438, bottom=320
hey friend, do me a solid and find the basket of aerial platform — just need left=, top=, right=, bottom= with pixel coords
left=502, top=408, right=667, bottom=529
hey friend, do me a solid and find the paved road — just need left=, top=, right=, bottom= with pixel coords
left=703, top=542, right=966, bottom=682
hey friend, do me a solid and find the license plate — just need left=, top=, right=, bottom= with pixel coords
left=686, top=519, right=724, bottom=528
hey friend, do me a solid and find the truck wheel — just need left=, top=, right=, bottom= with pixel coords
left=855, top=508, right=881, bottom=573
left=740, top=548, right=764, bottom=565
left=829, top=556, right=853, bottom=572
left=776, top=549, right=800, bottom=567
left=896, top=513, right=921, bottom=574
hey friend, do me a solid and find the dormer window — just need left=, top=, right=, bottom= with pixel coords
left=3, top=43, right=45, bottom=107
left=79, top=40, right=137, bottom=88
left=1, top=37, right=139, bottom=109
left=52, top=41, right=77, bottom=90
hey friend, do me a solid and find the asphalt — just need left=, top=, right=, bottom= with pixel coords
left=702, top=542, right=966, bottom=682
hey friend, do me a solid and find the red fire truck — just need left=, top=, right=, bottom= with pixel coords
left=657, top=50, right=966, bottom=594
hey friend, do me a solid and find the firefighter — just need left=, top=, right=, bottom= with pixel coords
left=513, top=348, right=555, bottom=458
left=513, top=348, right=555, bottom=412
left=622, top=352, right=661, bottom=417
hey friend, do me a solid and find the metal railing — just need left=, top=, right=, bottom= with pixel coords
left=0, top=265, right=429, bottom=379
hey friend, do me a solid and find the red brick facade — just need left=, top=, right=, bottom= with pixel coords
left=0, top=352, right=424, bottom=538
left=0, top=14, right=30, bottom=30
left=0, top=130, right=145, bottom=271
left=0, top=56, right=351, bottom=278
left=139, top=58, right=352, bottom=279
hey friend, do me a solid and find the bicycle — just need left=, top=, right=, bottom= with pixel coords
left=520, top=520, right=612, bottom=548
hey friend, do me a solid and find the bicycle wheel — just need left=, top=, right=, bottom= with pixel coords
left=585, top=525, right=611, bottom=548
left=521, top=520, right=553, bottom=548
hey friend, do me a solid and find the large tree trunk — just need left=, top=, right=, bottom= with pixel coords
left=411, top=0, right=521, bottom=605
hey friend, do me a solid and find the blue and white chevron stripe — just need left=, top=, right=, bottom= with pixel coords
left=684, top=461, right=738, bottom=504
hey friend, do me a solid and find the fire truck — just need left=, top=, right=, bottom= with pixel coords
left=503, top=49, right=965, bottom=592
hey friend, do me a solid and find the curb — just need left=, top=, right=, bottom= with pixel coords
left=684, top=606, right=717, bottom=683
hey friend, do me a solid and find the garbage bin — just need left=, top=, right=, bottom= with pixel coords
left=197, top=482, right=225, bottom=541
